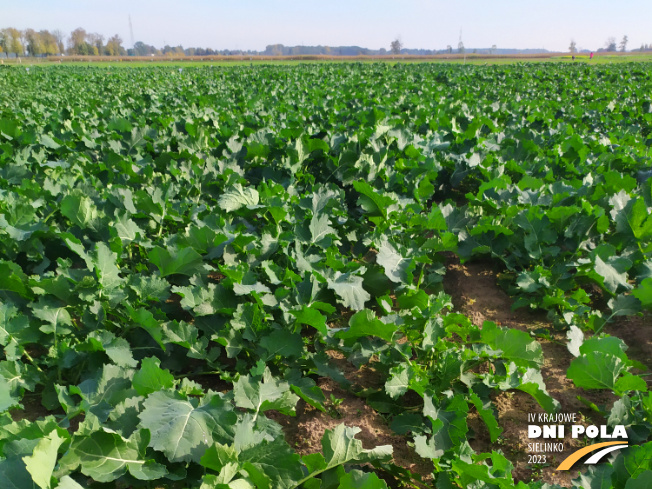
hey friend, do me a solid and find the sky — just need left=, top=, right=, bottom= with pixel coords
left=3, top=0, right=651, bottom=53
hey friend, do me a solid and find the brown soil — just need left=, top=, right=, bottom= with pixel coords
left=10, top=393, right=52, bottom=423
left=607, top=313, right=652, bottom=374
left=266, top=254, right=650, bottom=487
left=443, top=255, right=649, bottom=487
left=12, top=252, right=648, bottom=487
left=267, top=350, right=433, bottom=480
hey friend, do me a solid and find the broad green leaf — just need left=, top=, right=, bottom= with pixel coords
left=327, top=272, right=370, bottom=311
left=376, top=239, right=414, bottom=284
left=173, top=283, right=237, bottom=316
left=567, top=352, right=626, bottom=390
left=385, top=363, right=410, bottom=399
left=60, top=194, right=97, bottom=228
left=480, top=321, right=543, bottom=367
left=149, top=246, right=204, bottom=277
left=132, top=357, right=175, bottom=396
left=308, top=213, right=336, bottom=248
left=397, top=289, right=429, bottom=311
left=0, top=118, right=20, bottom=139
left=126, top=305, right=166, bottom=350
left=111, top=213, right=143, bottom=244
left=593, top=255, right=631, bottom=294
left=614, top=373, right=647, bottom=394
left=0, top=261, right=32, bottom=299
left=294, top=425, right=392, bottom=488
left=612, top=442, right=652, bottom=486
left=572, top=464, right=615, bottom=489
left=0, top=457, right=33, bottom=489
left=235, top=416, right=303, bottom=489
left=94, top=242, right=123, bottom=290
left=56, top=476, right=84, bottom=489
left=139, top=390, right=236, bottom=463
left=285, top=371, right=326, bottom=413
left=71, top=364, right=134, bottom=420
left=160, top=320, right=209, bottom=359
left=608, top=294, right=641, bottom=317
left=469, top=392, right=502, bottom=443
left=415, top=395, right=468, bottom=460
left=498, top=364, right=560, bottom=413
left=84, top=331, right=137, bottom=368
left=338, top=470, right=388, bottom=489
left=390, top=412, right=424, bottom=435
left=129, top=274, right=170, bottom=302
left=579, top=336, right=629, bottom=363
left=0, top=376, right=20, bottom=411
left=23, top=431, right=65, bottom=489
left=0, top=303, right=37, bottom=361
left=31, top=301, right=73, bottom=337
left=233, top=368, right=299, bottom=417
left=181, top=225, right=229, bottom=255
left=107, top=396, right=143, bottom=438
left=336, top=309, right=397, bottom=343
left=200, top=441, right=238, bottom=473
left=259, top=328, right=303, bottom=359
left=0, top=360, right=38, bottom=395
left=61, top=233, right=93, bottom=270
left=566, top=325, right=584, bottom=357
left=40, top=134, right=61, bottom=150
left=218, top=184, right=259, bottom=212
left=62, top=429, right=163, bottom=482
left=290, top=306, right=328, bottom=337
left=633, top=278, right=652, bottom=308
left=625, top=471, right=652, bottom=489
left=626, top=198, right=652, bottom=239
left=452, top=457, right=516, bottom=489
left=352, top=181, right=396, bottom=219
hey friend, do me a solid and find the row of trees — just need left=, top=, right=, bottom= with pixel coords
left=0, top=27, right=252, bottom=57
left=569, top=35, right=631, bottom=54
left=132, top=41, right=232, bottom=57
left=4, top=26, right=648, bottom=58
left=0, top=27, right=125, bottom=56
left=67, top=28, right=126, bottom=56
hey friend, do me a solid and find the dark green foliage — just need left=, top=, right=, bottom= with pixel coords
left=0, top=62, right=650, bottom=488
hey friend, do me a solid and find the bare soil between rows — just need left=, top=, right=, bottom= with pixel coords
left=269, top=255, right=650, bottom=487
left=11, top=256, right=649, bottom=487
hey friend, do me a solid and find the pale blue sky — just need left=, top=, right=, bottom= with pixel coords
left=3, top=0, right=650, bottom=52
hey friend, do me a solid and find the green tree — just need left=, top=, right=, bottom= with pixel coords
left=569, top=39, right=577, bottom=54
left=619, top=35, right=628, bottom=52
left=40, top=30, right=60, bottom=55
left=105, top=35, right=125, bottom=56
left=52, top=29, right=65, bottom=54
left=68, top=27, right=88, bottom=54
left=605, top=37, right=617, bottom=52
left=24, top=29, right=45, bottom=56
left=2, top=28, right=24, bottom=55
left=88, top=33, right=104, bottom=55
left=390, top=38, right=402, bottom=55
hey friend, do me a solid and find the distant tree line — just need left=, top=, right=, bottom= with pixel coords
left=0, top=27, right=126, bottom=56
left=262, top=43, right=514, bottom=56
left=12, top=26, right=639, bottom=58
left=0, top=27, right=246, bottom=58
left=0, top=29, right=460, bottom=58
left=568, top=35, right=652, bottom=54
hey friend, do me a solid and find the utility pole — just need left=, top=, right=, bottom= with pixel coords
left=129, top=15, right=135, bottom=50
left=459, top=28, right=466, bottom=64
